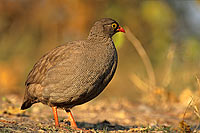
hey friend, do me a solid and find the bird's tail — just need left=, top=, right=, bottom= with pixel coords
left=21, top=99, right=32, bottom=110
left=21, top=88, right=33, bottom=110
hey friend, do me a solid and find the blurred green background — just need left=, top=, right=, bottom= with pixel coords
left=1, top=0, right=200, bottom=103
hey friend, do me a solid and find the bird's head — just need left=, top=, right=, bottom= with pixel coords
left=88, top=18, right=125, bottom=39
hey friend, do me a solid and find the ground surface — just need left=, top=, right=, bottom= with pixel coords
left=0, top=94, right=199, bottom=132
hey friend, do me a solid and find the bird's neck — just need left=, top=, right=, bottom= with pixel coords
left=87, top=32, right=112, bottom=43
left=88, top=36, right=111, bottom=43
left=87, top=26, right=112, bottom=42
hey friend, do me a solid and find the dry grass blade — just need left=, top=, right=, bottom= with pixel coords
left=129, top=74, right=149, bottom=92
left=125, top=26, right=156, bottom=89
left=196, top=75, right=200, bottom=89
left=195, top=75, right=200, bottom=120
left=182, top=97, right=193, bottom=121
left=193, top=104, right=200, bottom=119
left=193, top=102, right=200, bottom=132
left=179, top=97, right=193, bottom=132
left=162, top=44, right=176, bottom=88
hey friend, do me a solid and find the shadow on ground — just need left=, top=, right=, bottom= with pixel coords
left=77, top=120, right=130, bottom=131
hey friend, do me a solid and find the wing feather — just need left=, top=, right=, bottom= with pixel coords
left=25, top=42, right=82, bottom=86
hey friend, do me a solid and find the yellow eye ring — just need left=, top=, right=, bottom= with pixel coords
left=112, top=23, right=117, bottom=29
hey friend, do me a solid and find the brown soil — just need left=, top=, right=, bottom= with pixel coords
left=0, top=94, right=199, bottom=132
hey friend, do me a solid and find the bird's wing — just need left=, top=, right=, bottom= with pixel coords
left=25, top=41, right=83, bottom=87
left=22, top=41, right=85, bottom=108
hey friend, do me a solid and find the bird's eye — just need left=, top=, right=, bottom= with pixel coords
left=112, top=23, right=117, bottom=29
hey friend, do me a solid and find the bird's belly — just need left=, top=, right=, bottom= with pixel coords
left=48, top=56, right=117, bottom=109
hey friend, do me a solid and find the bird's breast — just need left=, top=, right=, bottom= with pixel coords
left=80, top=42, right=117, bottom=91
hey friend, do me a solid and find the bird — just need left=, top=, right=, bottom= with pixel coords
left=21, top=18, right=125, bottom=129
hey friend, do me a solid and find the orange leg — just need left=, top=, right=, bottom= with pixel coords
left=65, top=109, right=90, bottom=132
left=65, top=109, right=78, bottom=128
left=52, top=107, right=59, bottom=127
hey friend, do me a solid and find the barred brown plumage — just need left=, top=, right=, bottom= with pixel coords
left=21, top=18, right=125, bottom=129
